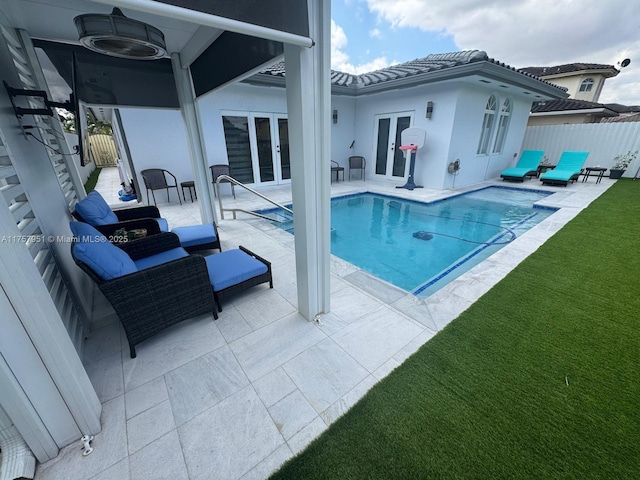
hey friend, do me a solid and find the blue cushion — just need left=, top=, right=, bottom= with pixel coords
left=70, top=222, right=137, bottom=280
left=134, top=247, right=188, bottom=271
left=156, top=218, right=169, bottom=232
left=74, top=191, right=119, bottom=226
left=173, top=224, right=217, bottom=248
left=205, top=249, right=268, bottom=291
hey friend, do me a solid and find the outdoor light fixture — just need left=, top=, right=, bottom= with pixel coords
left=333, top=109, right=338, bottom=124
left=425, top=101, right=434, bottom=119
left=74, top=8, right=167, bottom=60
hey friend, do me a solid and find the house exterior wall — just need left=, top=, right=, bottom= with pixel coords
left=444, top=86, right=533, bottom=189
left=351, top=83, right=457, bottom=189
left=120, top=78, right=538, bottom=193
left=541, top=73, right=607, bottom=102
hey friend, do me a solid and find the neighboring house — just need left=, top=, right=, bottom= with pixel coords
left=600, top=104, right=640, bottom=123
left=120, top=50, right=567, bottom=192
left=520, top=63, right=620, bottom=125
left=528, top=98, right=618, bottom=126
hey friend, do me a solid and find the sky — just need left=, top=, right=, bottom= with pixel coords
left=331, top=0, right=640, bottom=105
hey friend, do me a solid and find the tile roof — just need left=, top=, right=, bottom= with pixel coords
left=256, top=50, right=566, bottom=94
left=600, top=112, right=640, bottom=123
left=531, top=98, right=615, bottom=113
left=520, top=63, right=618, bottom=77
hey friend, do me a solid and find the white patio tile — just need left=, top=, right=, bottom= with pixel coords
left=179, top=385, right=284, bottom=480
left=253, top=367, right=297, bottom=408
left=214, top=305, right=254, bottom=343
left=287, top=417, right=328, bottom=455
left=343, top=269, right=406, bottom=304
left=331, top=305, right=423, bottom=372
left=426, top=290, right=473, bottom=331
left=238, top=444, right=293, bottom=480
left=83, top=321, right=124, bottom=365
left=126, top=400, right=175, bottom=455
left=89, top=458, right=130, bottom=480
left=122, top=314, right=225, bottom=391
left=234, top=288, right=297, bottom=330
left=319, top=375, right=379, bottom=426
left=85, top=352, right=124, bottom=403
left=229, top=313, right=326, bottom=381
left=124, top=376, right=169, bottom=420
left=329, top=284, right=382, bottom=323
left=372, top=358, right=402, bottom=381
left=164, top=345, right=249, bottom=426
left=268, top=390, right=318, bottom=440
left=391, top=294, right=438, bottom=331
left=129, top=430, right=188, bottom=480
left=35, top=396, right=127, bottom=480
left=282, top=338, right=369, bottom=413
left=392, top=329, right=438, bottom=364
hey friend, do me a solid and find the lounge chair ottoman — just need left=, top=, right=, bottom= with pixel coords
left=173, top=224, right=221, bottom=253
left=204, top=246, right=273, bottom=312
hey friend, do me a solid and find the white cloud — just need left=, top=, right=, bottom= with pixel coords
left=369, top=28, right=382, bottom=38
left=367, top=0, right=640, bottom=104
left=331, top=19, right=392, bottom=74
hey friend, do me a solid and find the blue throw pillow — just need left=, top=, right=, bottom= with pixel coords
left=70, top=222, right=137, bottom=280
left=74, top=191, right=119, bottom=226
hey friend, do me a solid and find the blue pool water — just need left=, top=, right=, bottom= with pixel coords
left=266, top=187, right=555, bottom=297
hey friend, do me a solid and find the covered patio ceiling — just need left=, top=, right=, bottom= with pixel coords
left=3, top=0, right=310, bottom=106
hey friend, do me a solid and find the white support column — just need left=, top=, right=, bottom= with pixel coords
left=284, top=0, right=331, bottom=319
left=171, top=53, right=217, bottom=224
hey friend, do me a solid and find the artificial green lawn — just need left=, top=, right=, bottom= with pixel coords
left=271, top=179, right=640, bottom=479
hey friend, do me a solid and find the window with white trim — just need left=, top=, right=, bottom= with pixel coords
left=579, top=78, right=594, bottom=92
left=477, top=95, right=497, bottom=155
left=492, top=98, right=512, bottom=153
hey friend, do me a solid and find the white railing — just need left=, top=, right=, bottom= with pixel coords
left=522, top=122, right=640, bottom=177
left=215, top=175, right=293, bottom=222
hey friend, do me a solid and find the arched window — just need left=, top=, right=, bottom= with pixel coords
left=492, top=98, right=512, bottom=153
left=477, top=95, right=497, bottom=155
left=579, top=78, right=594, bottom=92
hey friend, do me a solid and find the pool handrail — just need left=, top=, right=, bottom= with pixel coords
left=215, top=174, right=293, bottom=222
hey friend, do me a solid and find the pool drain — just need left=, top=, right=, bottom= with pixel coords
left=413, top=231, right=434, bottom=241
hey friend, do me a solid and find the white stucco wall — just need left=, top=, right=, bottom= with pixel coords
left=352, top=83, right=458, bottom=189
left=446, top=86, right=534, bottom=189
left=118, top=77, right=537, bottom=195
left=118, top=107, right=192, bottom=204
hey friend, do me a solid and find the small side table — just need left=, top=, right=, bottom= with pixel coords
left=582, top=167, right=607, bottom=184
left=181, top=181, right=197, bottom=202
left=536, top=164, right=556, bottom=177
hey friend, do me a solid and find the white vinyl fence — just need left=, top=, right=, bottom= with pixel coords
left=522, top=122, right=640, bottom=178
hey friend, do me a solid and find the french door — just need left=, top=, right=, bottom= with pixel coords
left=222, top=112, right=290, bottom=186
left=373, top=112, right=414, bottom=180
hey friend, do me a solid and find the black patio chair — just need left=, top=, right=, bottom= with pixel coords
left=210, top=164, right=236, bottom=198
left=140, top=168, right=182, bottom=205
left=348, top=156, right=366, bottom=180
left=331, top=160, right=345, bottom=182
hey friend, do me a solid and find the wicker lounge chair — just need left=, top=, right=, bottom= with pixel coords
left=70, top=222, right=273, bottom=357
left=70, top=222, right=216, bottom=358
left=540, top=151, right=589, bottom=186
left=500, top=150, right=544, bottom=182
left=73, top=191, right=221, bottom=252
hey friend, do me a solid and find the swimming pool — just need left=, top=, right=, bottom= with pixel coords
left=266, top=186, right=556, bottom=297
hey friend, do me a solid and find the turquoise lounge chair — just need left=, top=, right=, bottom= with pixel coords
left=540, top=151, right=589, bottom=186
left=500, top=150, right=544, bottom=182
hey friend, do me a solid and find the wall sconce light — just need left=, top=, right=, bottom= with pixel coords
left=425, top=101, right=434, bottom=119
left=332, top=109, right=338, bottom=124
